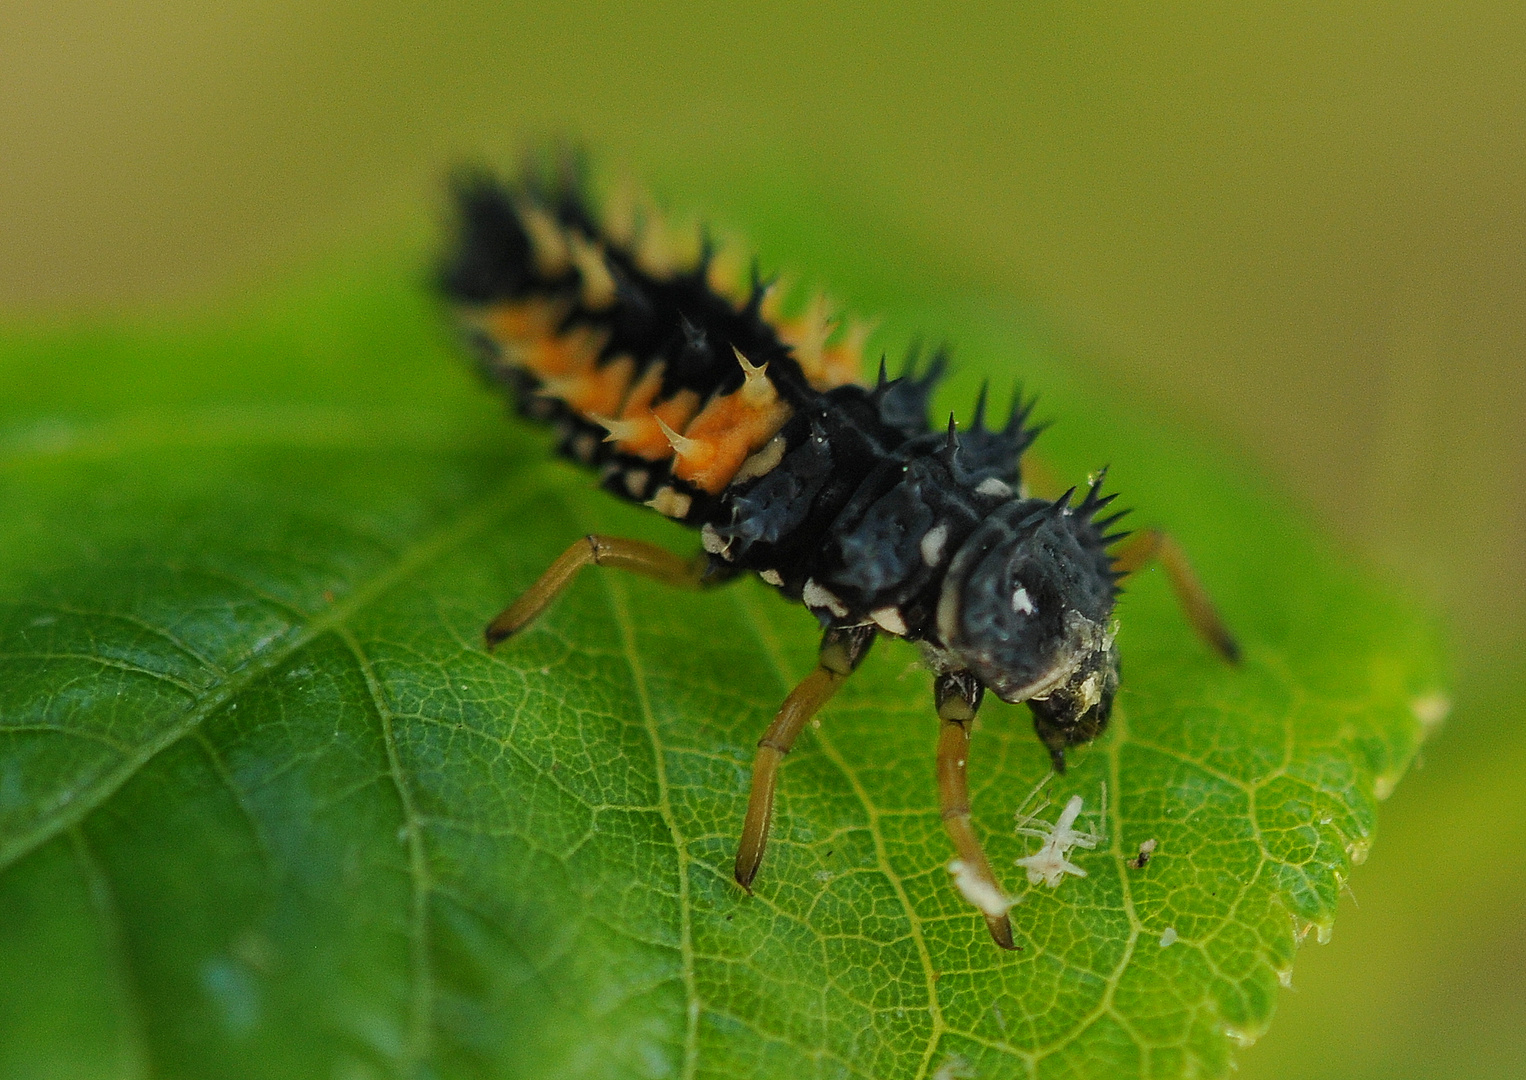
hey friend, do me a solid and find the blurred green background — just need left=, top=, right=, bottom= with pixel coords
left=2, top=3, right=1521, bottom=1077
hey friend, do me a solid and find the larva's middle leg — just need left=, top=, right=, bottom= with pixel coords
left=485, top=535, right=712, bottom=647
left=733, top=625, right=876, bottom=891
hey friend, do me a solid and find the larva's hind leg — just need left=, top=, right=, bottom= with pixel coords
left=1110, top=529, right=1240, bottom=663
left=935, top=671, right=1018, bottom=951
left=485, top=535, right=715, bottom=647
left=734, top=625, right=876, bottom=891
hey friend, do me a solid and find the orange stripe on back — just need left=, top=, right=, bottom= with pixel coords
left=540, top=355, right=636, bottom=418
left=668, top=352, right=793, bottom=494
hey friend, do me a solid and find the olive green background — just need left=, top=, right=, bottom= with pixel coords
left=2, top=4, right=1522, bottom=1077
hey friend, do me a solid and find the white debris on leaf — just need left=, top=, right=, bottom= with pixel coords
left=1159, top=926, right=1178, bottom=947
left=932, top=1054, right=975, bottom=1080
left=1015, top=790, right=1105, bottom=888
left=947, top=859, right=1015, bottom=917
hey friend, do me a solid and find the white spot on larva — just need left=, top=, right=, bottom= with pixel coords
left=802, top=579, right=849, bottom=618
left=1159, top=927, right=1178, bottom=948
left=700, top=523, right=728, bottom=555
left=1412, top=691, right=1451, bottom=735
left=931, top=1053, right=975, bottom=1080
left=1011, top=585, right=1036, bottom=615
left=732, top=432, right=787, bottom=483
left=645, top=486, right=692, bottom=520
left=570, top=433, right=598, bottom=462
left=623, top=468, right=650, bottom=498
left=1277, top=967, right=1294, bottom=989
left=758, top=569, right=784, bottom=587
left=920, top=523, right=950, bottom=566
left=870, top=606, right=908, bottom=635
left=975, top=477, right=1011, bottom=498
left=1015, top=792, right=1104, bottom=887
left=946, top=859, right=1014, bottom=917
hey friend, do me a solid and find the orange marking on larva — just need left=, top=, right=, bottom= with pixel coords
left=516, top=200, right=571, bottom=276
left=705, top=241, right=748, bottom=308
left=670, top=351, right=793, bottom=494
left=567, top=233, right=617, bottom=310
left=481, top=297, right=569, bottom=346
left=610, top=387, right=702, bottom=461
left=522, top=325, right=608, bottom=380
left=540, top=355, right=636, bottom=418
left=778, top=293, right=838, bottom=389
left=618, top=361, right=665, bottom=417
left=758, top=274, right=794, bottom=326
left=818, top=317, right=875, bottom=389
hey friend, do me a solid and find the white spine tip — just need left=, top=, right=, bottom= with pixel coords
left=654, top=415, right=699, bottom=456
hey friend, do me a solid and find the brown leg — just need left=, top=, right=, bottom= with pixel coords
left=485, top=535, right=710, bottom=647
left=1110, top=529, right=1240, bottom=662
left=734, top=625, right=876, bottom=891
left=935, top=672, right=1017, bottom=951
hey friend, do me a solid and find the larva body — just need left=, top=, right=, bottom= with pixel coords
left=442, top=162, right=1234, bottom=948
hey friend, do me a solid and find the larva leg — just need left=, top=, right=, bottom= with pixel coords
left=934, top=671, right=1017, bottom=951
left=485, top=535, right=711, bottom=647
left=1110, top=529, right=1240, bottom=662
left=734, top=625, right=876, bottom=891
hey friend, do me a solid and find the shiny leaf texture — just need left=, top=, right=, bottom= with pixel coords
left=0, top=238, right=1442, bottom=1079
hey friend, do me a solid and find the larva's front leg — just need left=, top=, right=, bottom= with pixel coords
left=1109, top=529, right=1240, bottom=663
left=935, top=671, right=1018, bottom=951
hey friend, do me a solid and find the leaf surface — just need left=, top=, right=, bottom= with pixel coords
left=0, top=240, right=1442, bottom=1079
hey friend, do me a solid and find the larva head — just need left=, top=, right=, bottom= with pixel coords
left=937, top=479, right=1122, bottom=771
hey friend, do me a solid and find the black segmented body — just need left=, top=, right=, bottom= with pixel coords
left=443, top=166, right=1128, bottom=766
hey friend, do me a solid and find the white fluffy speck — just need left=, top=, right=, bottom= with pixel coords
left=920, top=523, right=949, bottom=566
left=975, top=477, right=1011, bottom=498
left=946, top=859, right=1014, bottom=917
left=1011, top=585, right=1035, bottom=615
left=758, top=569, right=783, bottom=586
left=1015, top=791, right=1104, bottom=888
left=1159, top=927, right=1178, bottom=947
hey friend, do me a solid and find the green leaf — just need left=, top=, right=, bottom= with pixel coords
left=0, top=240, right=1442, bottom=1080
